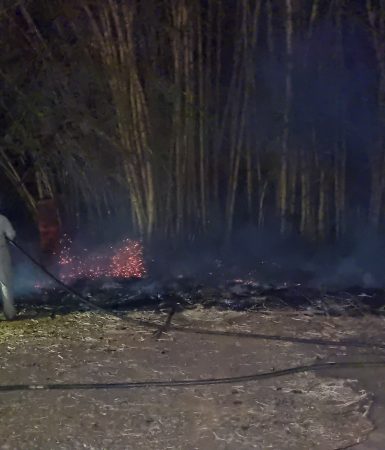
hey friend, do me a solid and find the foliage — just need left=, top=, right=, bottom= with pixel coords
left=0, top=0, right=384, bottom=241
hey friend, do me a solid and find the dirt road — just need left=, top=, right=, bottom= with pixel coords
left=0, top=307, right=384, bottom=449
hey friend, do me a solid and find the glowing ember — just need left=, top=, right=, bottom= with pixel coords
left=110, top=239, right=146, bottom=278
left=56, top=235, right=146, bottom=282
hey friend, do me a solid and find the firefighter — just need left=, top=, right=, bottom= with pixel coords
left=0, top=214, right=16, bottom=320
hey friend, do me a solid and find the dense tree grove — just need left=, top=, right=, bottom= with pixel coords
left=0, top=0, right=384, bottom=242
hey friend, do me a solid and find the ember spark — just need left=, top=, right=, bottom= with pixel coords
left=57, top=235, right=146, bottom=281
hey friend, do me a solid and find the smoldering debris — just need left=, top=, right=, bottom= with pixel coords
left=15, top=274, right=385, bottom=319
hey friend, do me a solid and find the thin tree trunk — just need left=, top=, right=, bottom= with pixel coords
left=279, top=0, right=293, bottom=234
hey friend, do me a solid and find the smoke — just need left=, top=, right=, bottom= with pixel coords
left=7, top=13, right=384, bottom=294
left=11, top=238, right=53, bottom=296
left=310, top=228, right=385, bottom=288
left=13, top=261, right=44, bottom=296
left=9, top=212, right=385, bottom=301
left=145, top=221, right=385, bottom=290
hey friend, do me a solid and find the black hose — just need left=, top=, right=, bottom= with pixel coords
left=0, top=361, right=384, bottom=392
left=8, top=238, right=385, bottom=350
left=135, top=318, right=385, bottom=350
left=8, top=238, right=119, bottom=317
left=6, top=238, right=385, bottom=393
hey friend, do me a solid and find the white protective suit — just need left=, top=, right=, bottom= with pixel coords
left=0, top=214, right=16, bottom=319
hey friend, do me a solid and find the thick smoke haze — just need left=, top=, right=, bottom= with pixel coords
left=9, top=211, right=385, bottom=300
left=2, top=1, right=385, bottom=294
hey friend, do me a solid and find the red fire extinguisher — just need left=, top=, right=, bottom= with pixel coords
left=37, top=198, right=61, bottom=256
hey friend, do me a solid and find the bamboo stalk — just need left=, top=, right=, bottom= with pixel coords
left=279, top=0, right=293, bottom=235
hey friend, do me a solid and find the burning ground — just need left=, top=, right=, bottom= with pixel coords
left=1, top=268, right=385, bottom=449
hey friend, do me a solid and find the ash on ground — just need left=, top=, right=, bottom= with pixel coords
left=17, top=272, right=385, bottom=319
left=3, top=267, right=385, bottom=449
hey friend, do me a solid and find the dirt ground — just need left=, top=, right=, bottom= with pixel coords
left=1, top=306, right=385, bottom=450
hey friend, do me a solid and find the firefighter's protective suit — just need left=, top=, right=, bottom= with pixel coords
left=0, top=215, right=16, bottom=319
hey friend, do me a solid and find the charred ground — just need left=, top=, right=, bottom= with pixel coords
left=0, top=263, right=384, bottom=448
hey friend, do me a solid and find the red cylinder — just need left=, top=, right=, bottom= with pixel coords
left=37, top=199, right=61, bottom=256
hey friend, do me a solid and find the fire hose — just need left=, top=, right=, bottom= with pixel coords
left=8, top=238, right=119, bottom=318
left=2, top=237, right=384, bottom=393
left=8, top=238, right=385, bottom=349
left=1, top=361, right=385, bottom=392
